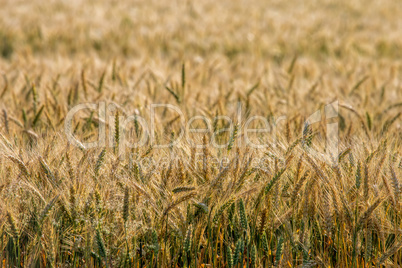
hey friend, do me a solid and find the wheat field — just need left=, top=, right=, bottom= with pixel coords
left=0, top=0, right=402, bottom=267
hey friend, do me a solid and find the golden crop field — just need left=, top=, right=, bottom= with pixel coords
left=0, top=0, right=401, bottom=267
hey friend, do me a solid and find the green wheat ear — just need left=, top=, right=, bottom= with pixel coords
left=213, top=198, right=235, bottom=224
left=31, top=83, right=38, bottom=114
left=355, top=161, right=361, bottom=190
left=39, top=156, right=56, bottom=182
left=184, top=225, right=192, bottom=253
left=227, top=245, right=233, bottom=268
left=81, top=70, right=87, bottom=97
left=96, top=228, right=107, bottom=259
left=238, top=198, right=248, bottom=230
left=39, top=195, right=59, bottom=224
left=275, top=236, right=284, bottom=266
left=152, top=229, right=159, bottom=254
left=181, top=62, right=186, bottom=90
left=94, top=149, right=106, bottom=177
left=233, top=239, right=242, bottom=266
left=227, top=123, right=238, bottom=152
left=227, top=202, right=235, bottom=225
left=123, top=186, right=129, bottom=223
left=114, top=111, right=120, bottom=154
left=261, top=231, right=269, bottom=255
left=172, top=186, right=196, bottom=194
left=97, top=70, right=106, bottom=93
left=250, top=243, right=256, bottom=267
